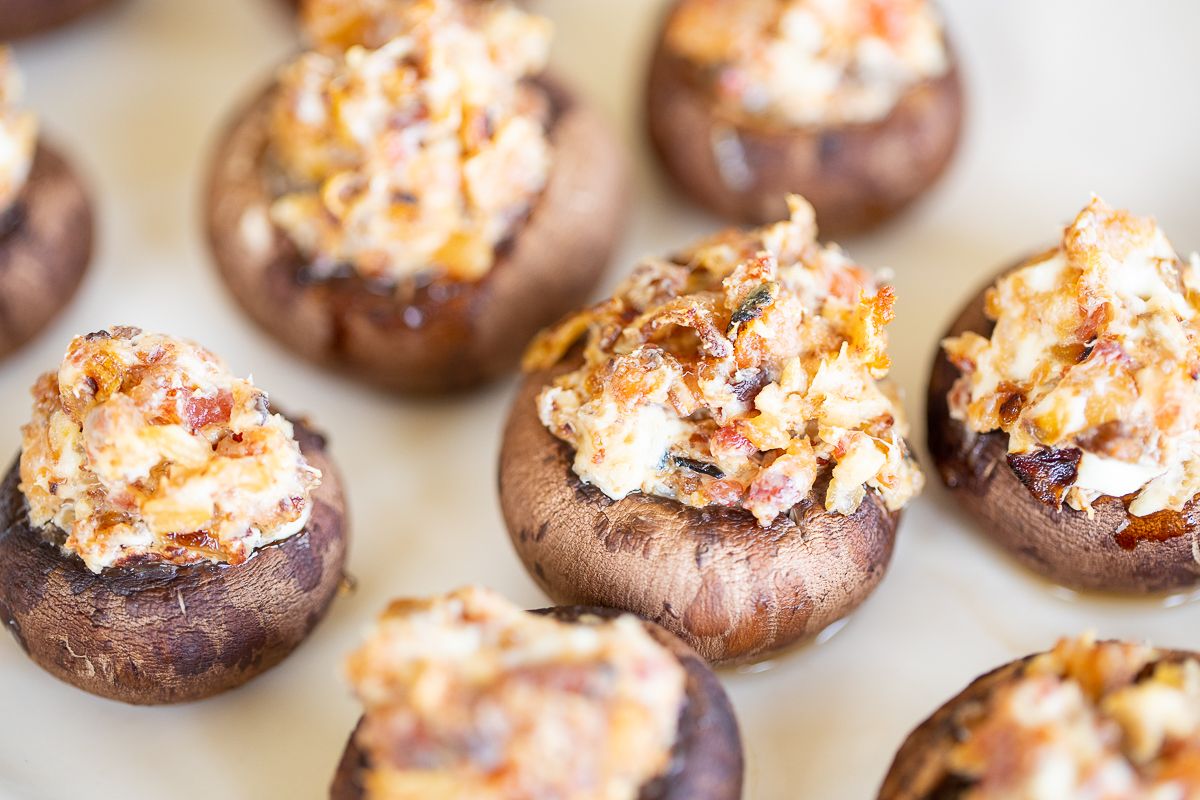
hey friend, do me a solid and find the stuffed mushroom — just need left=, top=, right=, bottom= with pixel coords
left=205, top=0, right=627, bottom=393
left=879, top=635, right=1200, bottom=798
left=330, top=587, right=743, bottom=800
left=0, top=327, right=348, bottom=704
left=930, top=198, right=1200, bottom=594
left=646, top=0, right=964, bottom=235
left=0, top=48, right=91, bottom=358
left=0, top=0, right=114, bottom=39
left=500, top=195, right=923, bottom=664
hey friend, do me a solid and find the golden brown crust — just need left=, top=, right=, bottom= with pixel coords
left=0, top=141, right=92, bottom=360
left=877, top=647, right=1200, bottom=799
left=645, top=2, right=964, bottom=236
left=329, top=606, right=743, bottom=800
left=204, top=75, right=627, bottom=394
left=0, top=0, right=115, bottom=38
left=0, top=417, right=348, bottom=705
left=927, top=264, right=1200, bottom=594
left=499, top=356, right=900, bottom=665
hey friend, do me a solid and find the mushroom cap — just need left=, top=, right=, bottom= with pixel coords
left=0, top=417, right=348, bottom=705
left=0, top=0, right=116, bottom=38
left=330, top=606, right=743, bottom=800
left=927, top=267, right=1200, bottom=594
left=204, top=75, right=628, bottom=394
left=498, top=358, right=901, bottom=665
left=0, top=141, right=93, bottom=360
left=645, top=1, right=964, bottom=236
left=876, top=646, right=1200, bottom=799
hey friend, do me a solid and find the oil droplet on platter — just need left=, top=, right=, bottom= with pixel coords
left=735, top=659, right=776, bottom=676
left=815, top=617, right=851, bottom=646
left=402, top=306, right=424, bottom=329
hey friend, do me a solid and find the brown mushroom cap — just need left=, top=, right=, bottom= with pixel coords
left=0, top=0, right=115, bottom=38
left=876, top=646, right=1200, bottom=799
left=204, top=74, right=627, bottom=394
left=498, top=356, right=901, bottom=665
left=645, top=1, right=964, bottom=236
left=927, top=267, right=1200, bottom=594
left=0, top=141, right=93, bottom=360
left=0, top=417, right=348, bottom=705
left=330, top=606, right=743, bottom=800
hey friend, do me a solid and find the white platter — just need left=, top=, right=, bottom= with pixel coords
left=3, top=1, right=1200, bottom=797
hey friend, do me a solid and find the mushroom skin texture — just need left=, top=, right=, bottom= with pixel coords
left=0, top=142, right=92, bottom=360
left=645, top=3, right=964, bottom=236
left=876, top=647, right=1199, bottom=799
left=877, top=657, right=1029, bottom=800
left=928, top=267, right=1200, bottom=594
left=204, top=77, right=627, bottom=394
left=329, top=606, right=744, bottom=800
left=0, top=0, right=115, bottom=38
left=499, top=356, right=900, bottom=666
left=0, top=418, right=347, bottom=705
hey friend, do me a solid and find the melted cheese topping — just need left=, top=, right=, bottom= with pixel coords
left=18, top=327, right=321, bottom=573
left=665, top=0, right=949, bottom=126
left=269, top=0, right=553, bottom=284
left=346, top=587, right=686, bottom=800
left=527, top=195, right=923, bottom=526
left=0, top=48, right=36, bottom=215
left=948, top=636, right=1200, bottom=798
left=943, top=198, right=1200, bottom=517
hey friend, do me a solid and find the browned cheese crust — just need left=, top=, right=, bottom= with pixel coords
left=204, top=76, right=627, bottom=394
left=927, top=266, right=1200, bottom=594
left=645, top=2, right=964, bottom=236
left=0, top=418, right=348, bottom=705
left=0, top=0, right=115, bottom=38
left=499, top=356, right=900, bottom=666
left=330, top=606, right=744, bottom=800
left=876, top=648, right=1200, bottom=799
left=0, top=141, right=92, bottom=360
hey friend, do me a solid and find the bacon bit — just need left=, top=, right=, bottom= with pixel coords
left=604, top=348, right=679, bottom=409
left=711, top=424, right=756, bottom=459
left=1086, top=339, right=1130, bottom=367
left=638, top=296, right=732, bottom=359
left=706, top=479, right=745, bottom=506
left=1076, top=302, right=1113, bottom=344
left=866, top=0, right=909, bottom=42
left=184, top=390, right=234, bottom=432
left=831, top=265, right=873, bottom=305
left=730, top=369, right=767, bottom=403
left=997, top=384, right=1026, bottom=428
left=746, top=469, right=804, bottom=521
left=871, top=285, right=897, bottom=326
left=857, top=285, right=896, bottom=373
left=167, top=530, right=221, bottom=552
left=1007, top=448, right=1082, bottom=508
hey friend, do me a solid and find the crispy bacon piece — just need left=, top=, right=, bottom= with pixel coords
left=1007, top=447, right=1082, bottom=508
left=184, top=390, right=234, bottom=432
left=636, top=294, right=733, bottom=358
